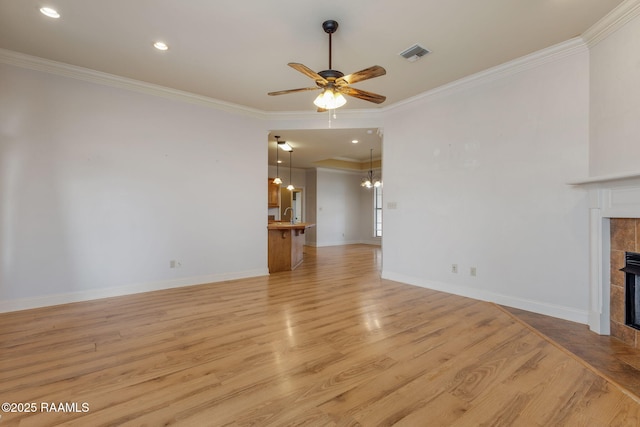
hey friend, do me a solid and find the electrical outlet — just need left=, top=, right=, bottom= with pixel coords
left=452, top=264, right=458, bottom=274
left=470, top=267, right=477, bottom=277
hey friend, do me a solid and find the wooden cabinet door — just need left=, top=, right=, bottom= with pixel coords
left=268, top=179, right=280, bottom=208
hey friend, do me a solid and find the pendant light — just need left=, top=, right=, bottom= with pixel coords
left=286, top=150, right=295, bottom=191
left=273, top=136, right=282, bottom=185
left=361, top=148, right=381, bottom=188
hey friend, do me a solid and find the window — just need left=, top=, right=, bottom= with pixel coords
left=374, top=186, right=382, bottom=237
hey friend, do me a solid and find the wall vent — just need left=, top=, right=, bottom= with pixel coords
left=399, top=44, right=430, bottom=62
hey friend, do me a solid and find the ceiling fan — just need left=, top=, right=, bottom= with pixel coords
left=268, top=20, right=386, bottom=111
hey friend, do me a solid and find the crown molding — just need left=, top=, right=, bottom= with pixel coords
left=383, top=37, right=588, bottom=114
left=315, top=167, right=363, bottom=176
left=582, top=0, right=640, bottom=48
left=0, top=48, right=268, bottom=119
left=264, top=107, right=384, bottom=122
left=5, top=0, right=639, bottom=122
left=0, top=48, right=386, bottom=121
left=568, top=170, right=640, bottom=186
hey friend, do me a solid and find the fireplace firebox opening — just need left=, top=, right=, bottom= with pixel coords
left=622, top=252, right=640, bottom=331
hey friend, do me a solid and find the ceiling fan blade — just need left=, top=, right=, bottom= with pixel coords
left=340, top=87, right=386, bottom=104
left=288, top=63, right=328, bottom=84
left=268, top=87, right=320, bottom=96
left=317, top=107, right=327, bottom=113
left=337, top=65, right=386, bottom=85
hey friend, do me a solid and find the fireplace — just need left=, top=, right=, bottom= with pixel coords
left=573, top=172, right=640, bottom=347
left=622, top=252, right=640, bottom=330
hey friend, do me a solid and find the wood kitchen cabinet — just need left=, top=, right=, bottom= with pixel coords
left=268, top=178, right=280, bottom=208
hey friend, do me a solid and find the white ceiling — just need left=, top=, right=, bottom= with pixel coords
left=0, top=0, right=624, bottom=168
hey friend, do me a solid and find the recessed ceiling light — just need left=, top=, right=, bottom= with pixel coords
left=352, top=140, right=359, bottom=144
left=40, top=7, right=60, bottom=18
left=153, top=41, right=169, bottom=51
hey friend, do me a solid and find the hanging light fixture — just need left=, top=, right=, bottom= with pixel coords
left=361, top=148, right=382, bottom=188
left=273, top=136, right=282, bottom=185
left=286, top=150, right=295, bottom=191
left=276, top=136, right=293, bottom=152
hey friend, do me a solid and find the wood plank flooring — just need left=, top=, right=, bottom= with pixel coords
left=503, top=306, right=640, bottom=400
left=2, top=244, right=640, bottom=426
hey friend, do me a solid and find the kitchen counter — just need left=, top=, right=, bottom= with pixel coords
left=267, top=222, right=315, bottom=273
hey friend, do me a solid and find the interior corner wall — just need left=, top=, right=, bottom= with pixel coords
left=589, top=12, right=640, bottom=177
left=381, top=49, right=591, bottom=322
left=0, top=63, right=267, bottom=311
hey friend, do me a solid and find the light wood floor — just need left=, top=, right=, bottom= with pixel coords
left=503, top=306, right=640, bottom=401
left=2, top=244, right=640, bottom=426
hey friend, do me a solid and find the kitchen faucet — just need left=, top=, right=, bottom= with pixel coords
left=283, top=207, right=294, bottom=224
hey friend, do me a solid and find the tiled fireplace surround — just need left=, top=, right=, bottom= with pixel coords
left=610, top=218, right=640, bottom=348
left=579, top=173, right=640, bottom=347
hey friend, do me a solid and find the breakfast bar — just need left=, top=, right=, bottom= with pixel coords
left=267, top=222, right=315, bottom=273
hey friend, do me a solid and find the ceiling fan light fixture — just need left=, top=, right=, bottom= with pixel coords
left=313, top=89, right=346, bottom=110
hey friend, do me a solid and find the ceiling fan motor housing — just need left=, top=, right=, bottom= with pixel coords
left=318, top=69, right=344, bottom=80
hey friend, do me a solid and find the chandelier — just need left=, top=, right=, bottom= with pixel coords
left=361, top=148, right=381, bottom=188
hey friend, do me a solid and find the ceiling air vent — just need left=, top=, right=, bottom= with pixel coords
left=399, top=44, right=430, bottom=62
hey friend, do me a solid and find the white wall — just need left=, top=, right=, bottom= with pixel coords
left=0, top=63, right=267, bottom=311
left=315, top=168, right=376, bottom=247
left=381, top=44, right=591, bottom=322
left=589, top=11, right=640, bottom=177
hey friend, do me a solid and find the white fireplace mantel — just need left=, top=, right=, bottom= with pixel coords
left=570, top=172, right=640, bottom=334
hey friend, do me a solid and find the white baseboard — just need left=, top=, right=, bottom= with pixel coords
left=0, top=268, right=269, bottom=313
left=312, top=239, right=382, bottom=247
left=381, top=270, right=588, bottom=325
